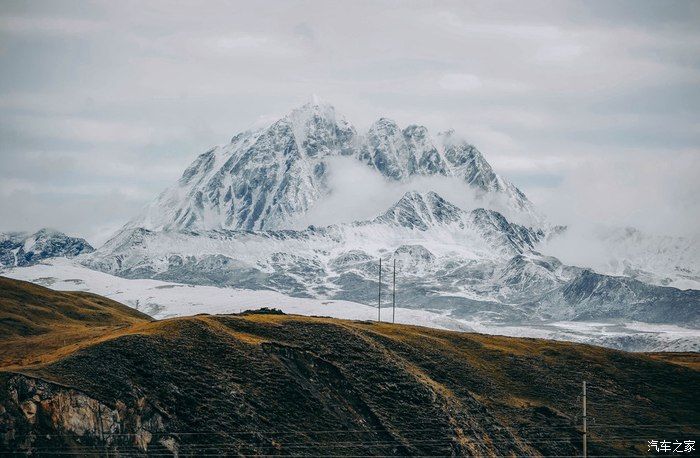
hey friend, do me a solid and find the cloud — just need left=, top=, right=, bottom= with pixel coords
left=290, top=157, right=480, bottom=229
left=293, top=22, right=316, bottom=43
left=0, top=184, right=147, bottom=246
left=4, top=114, right=183, bottom=145
left=438, top=73, right=482, bottom=92
left=0, top=15, right=104, bottom=36
left=535, top=44, right=584, bottom=62
left=534, top=150, right=700, bottom=237
left=0, top=0, right=698, bottom=245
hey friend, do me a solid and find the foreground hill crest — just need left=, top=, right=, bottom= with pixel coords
left=1, top=278, right=697, bottom=456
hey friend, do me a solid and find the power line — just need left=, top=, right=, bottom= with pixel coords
left=392, top=257, right=396, bottom=324
left=377, top=257, right=381, bottom=322
left=583, top=380, right=587, bottom=458
left=12, top=422, right=694, bottom=439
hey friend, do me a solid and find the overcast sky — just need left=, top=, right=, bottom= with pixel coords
left=1, top=0, right=699, bottom=244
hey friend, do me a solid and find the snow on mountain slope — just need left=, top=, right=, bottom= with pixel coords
left=0, top=258, right=445, bottom=324
left=526, top=269, right=700, bottom=327
left=127, top=100, right=540, bottom=233
left=86, top=192, right=552, bottom=307
left=4, top=259, right=697, bottom=352
left=83, top=190, right=700, bottom=329
left=592, top=227, right=700, bottom=289
left=0, top=229, right=94, bottom=267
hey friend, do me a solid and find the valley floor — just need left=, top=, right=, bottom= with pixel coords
left=3, top=258, right=699, bottom=352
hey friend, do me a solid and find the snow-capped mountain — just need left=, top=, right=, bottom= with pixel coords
left=127, top=100, right=538, bottom=232
left=597, top=227, right=697, bottom=289
left=525, top=269, right=700, bottom=325
left=0, top=229, right=94, bottom=267
left=4, top=100, right=696, bottom=351
left=86, top=191, right=549, bottom=306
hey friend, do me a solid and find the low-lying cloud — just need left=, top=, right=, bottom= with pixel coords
left=290, top=156, right=481, bottom=228
left=532, top=151, right=700, bottom=237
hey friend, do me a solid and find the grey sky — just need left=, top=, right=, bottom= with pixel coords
left=1, top=0, right=699, bottom=244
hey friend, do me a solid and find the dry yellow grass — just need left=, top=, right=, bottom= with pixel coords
left=0, top=276, right=151, bottom=368
left=644, top=352, right=700, bottom=370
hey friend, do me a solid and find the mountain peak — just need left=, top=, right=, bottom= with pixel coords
left=396, top=190, right=442, bottom=204
left=375, top=191, right=463, bottom=230
left=369, top=117, right=400, bottom=133
left=288, top=96, right=337, bottom=118
left=127, top=101, right=537, bottom=233
left=0, top=228, right=94, bottom=267
left=403, top=124, right=429, bottom=138
left=287, top=104, right=333, bottom=123
left=310, top=93, right=329, bottom=106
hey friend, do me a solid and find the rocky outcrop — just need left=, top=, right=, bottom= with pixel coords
left=0, top=374, right=171, bottom=455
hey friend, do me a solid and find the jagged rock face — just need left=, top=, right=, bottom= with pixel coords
left=528, top=269, right=700, bottom=326
left=358, top=119, right=449, bottom=179
left=469, top=208, right=543, bottom=255
left=135, top=103, right=357, bottom=232
left=129, top=101, right=536, bottom=232
left=0, top=374, right=170, bottom=455
left=393, top=245, right=436, bottom=274
left=439, top=130, right=530, bottom=211
left=0, top=229, right=93, bottom=267
left=373, top=192, right=541, bottom=255
left=374, top=191, right=464, bottom=229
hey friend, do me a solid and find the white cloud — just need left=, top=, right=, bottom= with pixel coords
left=290, top=157, right=480, bottom=229
left=535, top=151, right=700, bottom=237
left=438, top=73, right=482, bottom=92
left=0, top=0, right=698, bottom=242
left=535, top=44, right=584, bottom=62
left=0, top=16, right=104, bottom=35
left=4, top=114, right=190, bottom=145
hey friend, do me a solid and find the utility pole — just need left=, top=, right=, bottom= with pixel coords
left=582, top=380, right=587, bottom=458
left=392, top=258, right=396, bottom=323
left=378, top=258, right=382, bottom=322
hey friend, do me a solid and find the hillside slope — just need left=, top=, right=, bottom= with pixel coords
left=0, top=276, right=151, bottom=368
left=0, top=279, right=698, bottom=456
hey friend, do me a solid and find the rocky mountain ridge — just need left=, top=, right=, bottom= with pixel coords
left=127, top=100, right=538, bottom=233
left=0, top=229, right=93, bottom=267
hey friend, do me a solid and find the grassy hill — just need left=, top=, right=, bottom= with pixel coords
left=0, top=276, right=151, bottom=368
left=0, top=276, right=698, bottom=456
